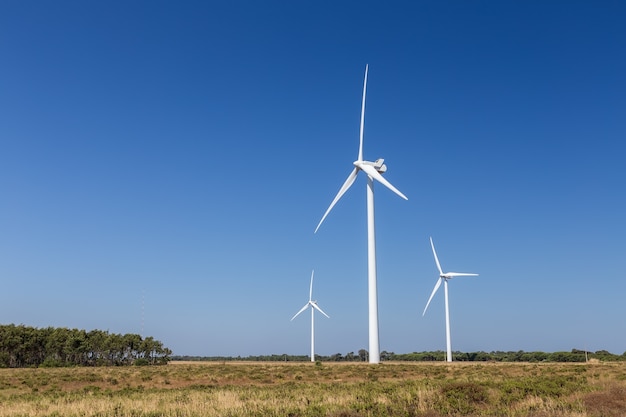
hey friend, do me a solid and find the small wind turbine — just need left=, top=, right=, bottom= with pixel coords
left=291, top=270, right=330, bottom=362
left=423, top=237, right=478, bottom=362
left=315, top=65, right=407, bottom=364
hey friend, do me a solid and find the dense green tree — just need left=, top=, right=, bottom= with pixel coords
left=380, top=351, right=393, bottom=361
left=0, top=324, right=171, bottom=368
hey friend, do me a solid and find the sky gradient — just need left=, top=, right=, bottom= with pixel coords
left=1, top=1, right=625, bottom=357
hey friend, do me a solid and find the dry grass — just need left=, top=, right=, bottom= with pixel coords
left=0, top=361, right=625, bottom=416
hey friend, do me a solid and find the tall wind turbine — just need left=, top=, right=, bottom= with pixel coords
left=291, top=270, right=330, bottom=362
left=315, top=65, right=408, bottom=364
left=423, top=237, right=478, bottom=362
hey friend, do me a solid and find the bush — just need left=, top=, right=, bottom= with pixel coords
left=437, top=382, right=488, bottom=414
left=40, top=358, right=64, bottom=368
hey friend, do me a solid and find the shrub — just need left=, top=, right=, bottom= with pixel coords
left=436, top=381, right=488, bottom=414
left=583, top=385, right=626, bottom=417
left=40, top=358, right=64, bottom=368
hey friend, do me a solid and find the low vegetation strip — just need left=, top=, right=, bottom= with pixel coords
left=174, top=348, right=626, bottom=363
left=0, top=361, right=625, bottom=416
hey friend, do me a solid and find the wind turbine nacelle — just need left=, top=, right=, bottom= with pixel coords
left=374, top=158, right=387, bottom=173
left=360, top=159, right=388, bottom=173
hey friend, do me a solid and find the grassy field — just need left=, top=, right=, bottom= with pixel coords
left=0, top=361, right=625, bottom=416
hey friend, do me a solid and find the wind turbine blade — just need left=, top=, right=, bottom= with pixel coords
left=312, top=302, right=330, bottom=319
left=314, top=167, right=359, bottom=233
left=358, top=64, right=368, bottom=163
left=291, top=304, right=309, bottom=321
left=359, top=163, right=408, bottom=200
left=430, top=237, right=444, bottom=276
left=309, top=270, right=314, bottom=301
left=446, top=273, right=479, bottom=277
left=423, top=278, right=442, bottom=316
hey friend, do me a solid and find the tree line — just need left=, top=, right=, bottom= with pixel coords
left=386, top=349, right=625, bottom=362
left=0, top=324, right=171, bottom=368
left=173, top=348, right=626, bottom=363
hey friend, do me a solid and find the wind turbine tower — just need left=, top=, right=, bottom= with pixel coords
left=423, top=237, right=478, bottom=362
left=315, top=65, right=407, bottom=364
left=291, top=270, right=330, bottom=362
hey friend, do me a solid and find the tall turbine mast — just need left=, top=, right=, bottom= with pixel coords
left=423, top=237, right=478, bottom=362
left=291, top=270, right=330, bottom=362
left=315, top=65, right=407, bottom=364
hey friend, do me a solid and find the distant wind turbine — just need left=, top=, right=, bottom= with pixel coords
left=291, top=270, right=330, bottom=362
left=315, top=65, right=408, bottom=364
left=423, top=237, right=478, bottom=362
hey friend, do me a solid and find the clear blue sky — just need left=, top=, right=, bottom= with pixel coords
left=1, top=1, right=625, bottom=357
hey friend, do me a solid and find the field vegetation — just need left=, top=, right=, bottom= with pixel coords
left=1, top=361, right=625, bottom=416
